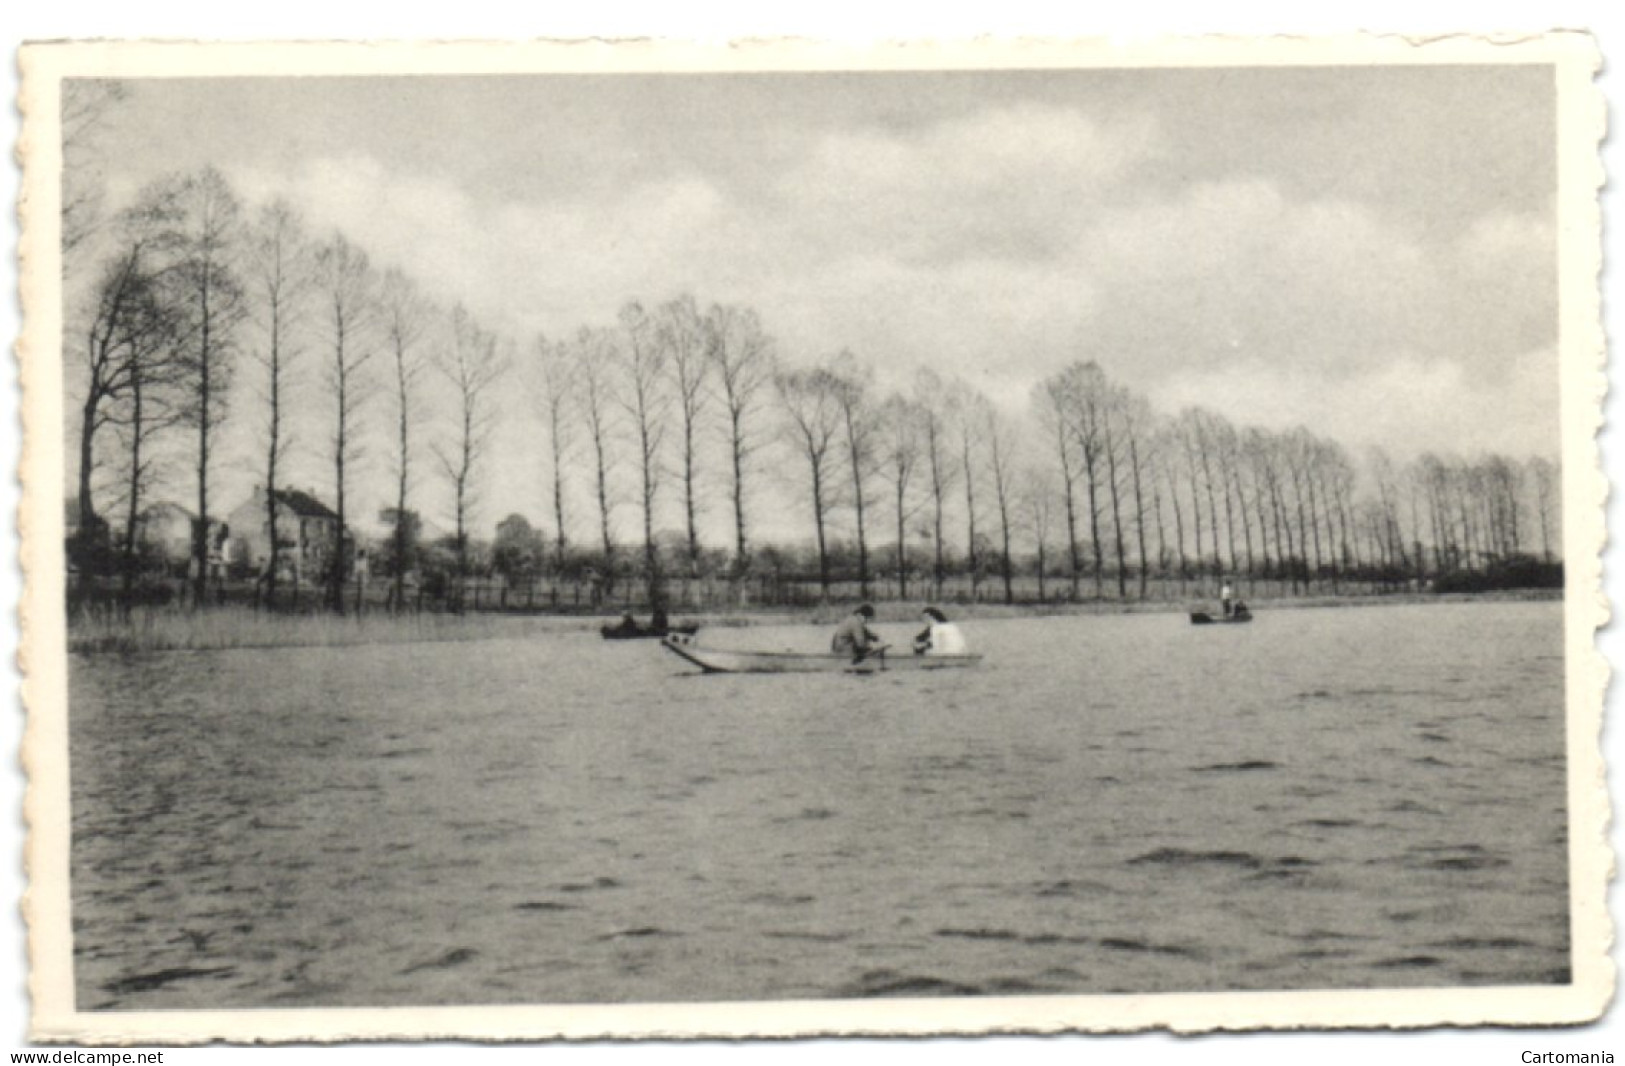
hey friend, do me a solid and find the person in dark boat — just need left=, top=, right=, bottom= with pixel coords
left=612, top=612, right=640, bottom=636
left=831, top=603, right=881, bottom=657
left=913, top=606, right=968, bottom=655
left=1220, top=580, right=1235, bottom=619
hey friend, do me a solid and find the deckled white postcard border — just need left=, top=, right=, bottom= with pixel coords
left=14, top=32, right=1609, bottom=1043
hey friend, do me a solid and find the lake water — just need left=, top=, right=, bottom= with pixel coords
left=68, top=600, right=1571, bottom=1009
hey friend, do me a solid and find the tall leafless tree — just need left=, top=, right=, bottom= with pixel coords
left=167, top=168, right=247, bottom=606
left=104, top=255, right=187, bottom=602
left=1112, top=387, right=1156, bottom=599
left=830, top=352, right=879, bottom=600
left=913, top=369, right=956, bottom=600
left=617, top=302, right=671, bottom=609
left=379, top=268, right=430, bottom=611
left=982, top=396, right=1020, bottom=604
left=436, top=305, right=509, bottom=610
left=246, top=199, right=310, bottom=607
left=573, top=326, right=620, bottom=595
left=704, top=303, right=774, bottom=578
left=657, top=295, right=708, bottom=577
left=1020, top=464, right=1058, bottom=602
left=877, top=393, right=923, bottom=600
left=1054, top=362, right=1112, bottom=598
left=949, top=382, right=986, bottom=599
left=77, top=238, right=157, bottom=542
left=531, top=333, right=576, bottom=575
left=312, top=231, right=375, bottom=613
left=776, top=365, right=843, bottom=598
left=1528, top=455, right=1559, bottom=564
left=1035, top=373, right=1083, bottom=599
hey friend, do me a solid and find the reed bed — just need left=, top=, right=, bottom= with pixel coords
left=67, top=605, right=588, bottom=654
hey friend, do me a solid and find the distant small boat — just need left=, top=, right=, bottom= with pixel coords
left=662, top=634, right=982, bottom=674
left=1190, top=605, right=1253, bottom=625
left=600, top=622, right=701, bottom=641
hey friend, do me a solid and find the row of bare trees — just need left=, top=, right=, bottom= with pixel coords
left=71, top=166, right=510, bottom=613
left=528, top=318, right=1561, bottom=606
left=70, top=164, right=1563, bottom=614
left=528, top=297, right=776, bottom=607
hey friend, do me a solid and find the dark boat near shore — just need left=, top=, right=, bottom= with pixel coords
left=1190, top=605, right=1253, bottom=625
left=600, top=621, right=701, bottom=641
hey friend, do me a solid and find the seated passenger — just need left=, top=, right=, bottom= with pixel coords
left=913, top=606, right=967, bottom=655
left=831, top=603, right=880, bottom=656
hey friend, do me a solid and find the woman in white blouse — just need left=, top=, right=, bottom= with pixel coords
left=912, top=606, right=967, bottom=655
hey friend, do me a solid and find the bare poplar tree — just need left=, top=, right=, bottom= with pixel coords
left=1527, top=455, right=1559, bottom=563
left=105, top=253, right=187, bottom=602
left=1155, top=421, right=1191, bottom=589
left=1243, top=429, right=1280, bottom=580
left=877, top=393, right=923, bottom=600
left=704, top=303, right=774, bottom=577
left=77, top=239, right=157, bottom=543
left=776, top=365, right=844, bottom=599
left=1055, top=362, right=1112, bottom=598
left=1175, top=409, right=1212, bottom=584
left=617, top=302, right=671, bottom=610
left=912, top=369, right=957, bottom=600
left=436, top=305, right=509, bottom=610
left=379, top=269, right=430, bottom=611
left=1034, top=372, right=1083, bottom=599
left=949, top=382, right=986, bottom=599
left=1020, top=464, right=1058, bottom=602
left=532, top=333, right=576, bottom=574
left=657, top=295, right=708, bottom=576
left=1112, top=386, right=1156, bottom=599
left=246, top=199, right=310, bottom=608
left=829, top=352, right=879, bottom=600
left=312, top=231, right=375, bottom=613
left=572, top=326, right=621, bottom=597
left=982, top=395, right=1020, bottom=604
left=167, top=168, right=247, bottom=606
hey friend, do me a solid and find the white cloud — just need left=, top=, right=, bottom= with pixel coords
left=1149, top=346, right=1560, bottom=462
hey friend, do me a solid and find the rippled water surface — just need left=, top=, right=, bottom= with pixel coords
left=69, top=601, right=1570, bottom=1008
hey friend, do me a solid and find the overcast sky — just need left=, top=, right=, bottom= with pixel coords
left=75, top=63, right=1559, bottom=541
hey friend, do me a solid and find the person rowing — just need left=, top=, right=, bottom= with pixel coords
left=831, top=603, right=886, bottom=663
left=913, top=606, right=967, bottom=656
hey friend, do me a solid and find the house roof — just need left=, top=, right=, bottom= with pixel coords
left=142, top=501, right=197, bottom=522
left=273, top=489, right=339, bottom=520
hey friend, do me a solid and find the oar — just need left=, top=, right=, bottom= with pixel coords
left=852, top=643, right=891, bottom=667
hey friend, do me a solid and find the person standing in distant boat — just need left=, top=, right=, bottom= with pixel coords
left=1220, top=580, right=1235, bottom=619
left=831, top=603, right=881, bottom=656
left=913, top=606, right=967, bottom=655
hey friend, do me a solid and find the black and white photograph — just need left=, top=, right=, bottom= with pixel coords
left=14, top=32, right=1608, bottom=1042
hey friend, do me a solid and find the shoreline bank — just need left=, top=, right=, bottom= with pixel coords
left=66, top=589, right=1563, bottom=655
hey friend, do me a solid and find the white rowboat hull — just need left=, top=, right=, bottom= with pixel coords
left=662, top=635, right=982, bottom=675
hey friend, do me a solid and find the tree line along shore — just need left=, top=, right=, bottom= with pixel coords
left=65, top=127, right=1562, bottom=627
left=64, top=588, right=1561, bottom=656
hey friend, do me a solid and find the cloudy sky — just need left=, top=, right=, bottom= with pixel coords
left=75, top=63, right=1559, bottom=541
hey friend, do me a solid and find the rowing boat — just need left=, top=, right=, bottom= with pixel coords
left=1190, top=606, right=1253, bottom=625
left=661, top=634, right=982, bottom=674
left=600, top=622, right=700, bottom=641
